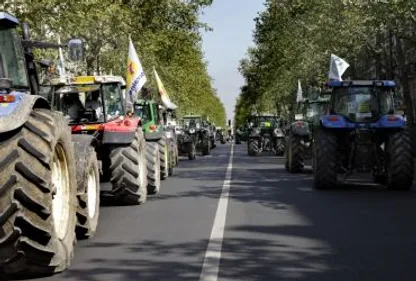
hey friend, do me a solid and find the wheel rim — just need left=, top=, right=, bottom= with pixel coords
left=164, top=145, right=169, bottom=172
left=156, top=151, right=161, bottom=188
left=87, top=166, right=98, bottom=219
left=139, top=148, right=147, bottom=188
left=51, top=144, right=71, bottom=240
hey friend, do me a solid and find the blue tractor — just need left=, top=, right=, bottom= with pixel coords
left=313, top=80, right=414, bottom=190
left=0, top=12, right=85, bottom=276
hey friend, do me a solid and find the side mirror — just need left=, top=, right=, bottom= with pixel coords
left=68, top=39, right=84, bottom=62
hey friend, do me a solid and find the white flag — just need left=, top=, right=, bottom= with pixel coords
left=126, top=37, right=147, bottom=99
left=329, top=54, right=349, bottom=81
left=296, top=79, right=303, bottom=103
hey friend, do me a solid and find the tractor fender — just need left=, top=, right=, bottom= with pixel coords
left=101, top=117, right=140, bottom=144
left=145, top=132, right=164, bottom=141
left=0, top=93, right=51, bottom=134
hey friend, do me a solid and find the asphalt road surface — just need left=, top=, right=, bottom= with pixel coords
left=20, top=143, right=416, bottom=281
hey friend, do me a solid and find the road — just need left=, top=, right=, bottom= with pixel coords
left=22, top=143, right=416, bottom=281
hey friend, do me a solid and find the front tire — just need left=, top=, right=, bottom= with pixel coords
left=108, top=131, right=147, bottom=205
left=72, top=135, right=100, bottom=240
left=386, top=129, right=414, bottom=190
left=0, top=109, right=77, bottom=276
left=188, top=142, right=196, bottom=160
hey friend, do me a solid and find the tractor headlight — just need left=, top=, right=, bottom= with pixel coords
left=189, top=128, right=196, bottom=134
left=165, top=131, right=173, bottom=139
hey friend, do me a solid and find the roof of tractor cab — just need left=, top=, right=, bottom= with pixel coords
left=328, top=80, right=396, bottom=88
left=50, top=75, right=126, bottom=86
left=0, top=12, right=19, bottom=28
left=183, top=115, right=202, bottom=118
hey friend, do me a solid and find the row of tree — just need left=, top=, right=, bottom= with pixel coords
left=1, top=0, right=226, bottom=126
left=235, top=0, right=416, bottom=126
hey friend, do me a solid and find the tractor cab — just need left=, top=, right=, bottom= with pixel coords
left=0, top=12, right=29, bottom=92
left=50, top=75, right=126, bottom=132
left=133, top=99, right=162, bottom=133
left=183, top=115, right=202, bottom=130
left=326, top=80, right=396, bottom=123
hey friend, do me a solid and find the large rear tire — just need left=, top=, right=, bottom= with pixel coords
left=314, top=130, right=338, bottom=189
left=147, top=142, right=161, bottom=195
left=0, top=109, right=77, bottom=276
left=202, top=135, right=211, bottom=156
left=72, top=135, right=100, bottom=240
left=248, top=138, right=260, bottom=156
left=108, top=131, right=147, bottom=205
left=158, top=135, right=169, bottom=180
left=386, top=129, right=414, bottom=190
left=287, top=135, right=304, bottom=173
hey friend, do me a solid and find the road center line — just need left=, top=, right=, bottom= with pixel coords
left=199, top=144, right=234, bottom=281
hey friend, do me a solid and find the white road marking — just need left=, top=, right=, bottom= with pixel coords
left=199, top=144, right=234, bottom=281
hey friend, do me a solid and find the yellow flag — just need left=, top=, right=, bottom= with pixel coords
left=153, top=67, right=177, bottom=110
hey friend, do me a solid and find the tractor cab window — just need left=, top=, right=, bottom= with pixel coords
left=56, top=85, right=103, bottom=123
left=134, top=103, right=151, bottom=122
left=0, top=27, right=29, bottom=88
left=332, top=86, right=393, bottom=122
left=102, top=83, right=124, bottom=121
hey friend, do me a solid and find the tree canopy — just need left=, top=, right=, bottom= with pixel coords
left=235, top=0, right=416, bottom=127
left=1, top=0, right=226, bottom=126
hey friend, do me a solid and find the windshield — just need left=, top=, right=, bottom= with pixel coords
left=305, top=102, right=329, bottom=123
left=332, top=86, right=394, bottom=122
left=134, top=103, right=151, bottom=122
left=102, top=83, right=124, bottom=119
left=0, top=28, right=29, bottom=88
left=54, top=83, right=123, bottom=124
left=183, top=117, right=201, bottom=128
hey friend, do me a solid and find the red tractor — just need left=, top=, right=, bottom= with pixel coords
left=48, top=75, right=149, bottom=205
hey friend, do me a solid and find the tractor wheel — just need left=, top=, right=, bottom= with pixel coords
left=168, top=145, right=174, bottom=176
left=386, top=129, right=414, bottom=190
left=146, top=142, right=161, bottom=195
left=108, top=131, right=147, bottom=205
left=72, top=135, right=100, bottom=240
left=202, top=135, right=211, bottom=155
left=248, top=138, right=260, bottom=156
left=158, top=135, right=169, bottom=180
left=287, top=135, right=304, bottom=173
left=313, top=130, right=338, bottom=189
left=0, top=109, right=77, bottom=276
left=188, top=142, right=196, bottom=160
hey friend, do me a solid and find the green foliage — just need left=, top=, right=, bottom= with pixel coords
left=235, top=0, right=416, bottom=126
left=0, top=0, right=225, bottom=126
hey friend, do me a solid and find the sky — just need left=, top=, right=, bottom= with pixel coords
left=200, top=0, right=266, bottom=122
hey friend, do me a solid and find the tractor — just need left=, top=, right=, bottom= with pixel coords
left=161, top=106, right=179, bottom=169
left=285, top=96, right=330, bottom=173
left=183, top=114, right=211, bottom=155
left=313, top=80, right=413, bottom=190
left=247, top=113, right=286, bottom=156
left=215, top=127, right=226, bottom=144
left=49, top=76, right=149, bottom=203
left=134, top=95, right=173, bottom=191
left=0, top=12, right=90, bottom=276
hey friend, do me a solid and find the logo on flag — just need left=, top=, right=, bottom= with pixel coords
left=126, top=38, right=147, bottom=98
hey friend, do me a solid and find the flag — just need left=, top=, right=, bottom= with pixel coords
left=126, top=37, right=147, bottom=99
left=153, top=67, right=177, bottom=110
left=329, top=54, right=349, bottom=81
left=296, top=79, right=303, bottom=103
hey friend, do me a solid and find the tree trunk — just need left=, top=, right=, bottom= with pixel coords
left=396, top=37, right=413, bottom=124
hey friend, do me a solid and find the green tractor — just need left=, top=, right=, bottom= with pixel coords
left=247, top=113, right=286, bottom=156
left=134, top=90, right=174, bottom=194
left=285, top=96, right=330, bottom=173
left=182, top=114, right=211, bottom=155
